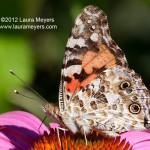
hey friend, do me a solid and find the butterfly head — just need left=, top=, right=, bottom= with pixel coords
left=41, top=103, right=61, bottom=120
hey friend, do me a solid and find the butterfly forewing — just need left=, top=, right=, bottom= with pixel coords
left=59, top=5, right=128, bottom=111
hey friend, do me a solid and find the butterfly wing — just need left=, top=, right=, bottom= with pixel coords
left=59, top=5, right=128, bottom=112
left=67, top=66, right=150, bottom=136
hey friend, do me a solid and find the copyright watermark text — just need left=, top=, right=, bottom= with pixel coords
left=0, top=17, right=57, bottom=30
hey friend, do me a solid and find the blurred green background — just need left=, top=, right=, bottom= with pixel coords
left=0, top=0, right=150, bottom=120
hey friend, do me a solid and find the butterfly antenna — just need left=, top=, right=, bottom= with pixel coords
left=10, top=70, right=47, bottom=103
left=14, top=90, right=45, bottom=104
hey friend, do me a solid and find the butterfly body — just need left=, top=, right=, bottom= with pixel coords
left=42, top=5, right=150, bottom=138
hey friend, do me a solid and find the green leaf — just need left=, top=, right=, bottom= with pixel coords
left=0, top=35, right=34, bottom=112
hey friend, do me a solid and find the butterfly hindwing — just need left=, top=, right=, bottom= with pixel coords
left=66, top=66, right=150, bottom=136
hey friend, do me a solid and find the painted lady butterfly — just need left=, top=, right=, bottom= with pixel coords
left=42, top=5, right=150, bottom=138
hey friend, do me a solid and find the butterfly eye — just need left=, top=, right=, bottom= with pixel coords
left=129, top=103, right=141, bottom=114
left=120, top=81, right=131, bottom=90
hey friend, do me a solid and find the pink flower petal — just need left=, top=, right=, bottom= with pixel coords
left=2, top=111, right=150, bottom=150
left=0, top=111, right=49, bottom=149
left=120, top=130, right=150, bottom=150
left=49, top=123, right=60, bottom=130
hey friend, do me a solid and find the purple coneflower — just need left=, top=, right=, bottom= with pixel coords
left=0, top=111, right=150, bottom=150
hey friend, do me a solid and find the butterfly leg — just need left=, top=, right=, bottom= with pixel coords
left=81, top=128, right=88, bottom=145
left=56, top=126, right=68, bottom=147
left=75, top=118, right=91, bottom=144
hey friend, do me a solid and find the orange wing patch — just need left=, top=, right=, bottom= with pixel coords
left=83, top=44, right=116, bottom=74
left=66, top=44, right=117, bottom=94
left=80, top=73, right=97, bottom=87
left=79, top=44, right=116, bottom=88
left=66, top=76, right=79, bottom=93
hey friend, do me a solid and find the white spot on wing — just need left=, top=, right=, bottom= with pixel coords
left=90, top=33, right=98, bottom=42
left=84, top=8, right=100, bottom=17
left=87, top=20, right=91, bottom=23
left=67, top=36, right=86, bottom=48
left=75, top=15, right=83, bottom=26
left=79, top=24, right=84, bottom=34
left=105, top=93, right=120, bottom=104
left=64, top=65, right=81, bottom=76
